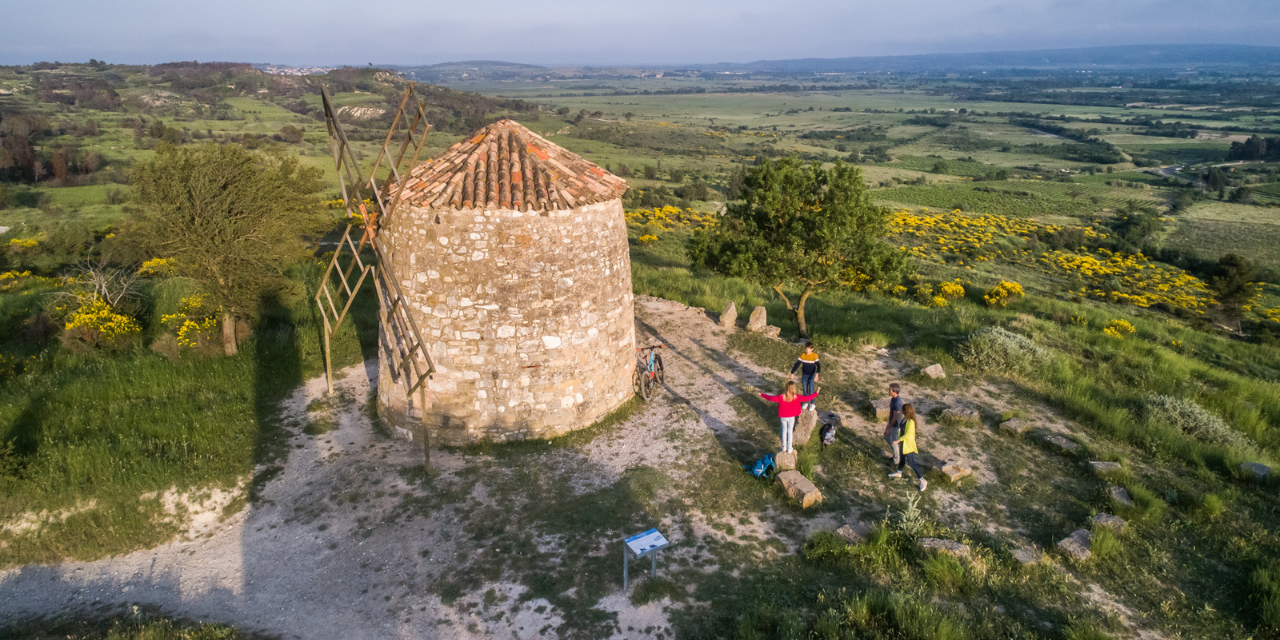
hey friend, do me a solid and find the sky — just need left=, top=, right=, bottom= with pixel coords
left=2, top=0, right=1278, bottom=67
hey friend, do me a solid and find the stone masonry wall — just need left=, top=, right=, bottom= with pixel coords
left=375, top=199, right=635, bottom=445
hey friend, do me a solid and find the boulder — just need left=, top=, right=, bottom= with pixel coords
left=998, top=418, right=1027, bottom=434
left=940, top=461, right=973, bottom=483
left=917, top=537, right=970, bottom=558
left=1109, top=486, right=1135, bottom=508
left=1092, top=513, right=1127, bottom=532
left=763, top=325, right=782, bottom=339
left=1241, top=462, right=1272, bottom=481
left=1042, top=433, right=1080, bottom=453
left=835, top=523, right=870, bottom=545
left=1089, top=461, right=1123, bottom=474
left=1057, top=529, right=1093, bottom=561
left=776, top=470, right=822, bottom=508
left=718, top=301, right=738, bottom=329
left=941, top=407, right=980, bottom=423
left=872, top=398, right=892, bottom=420
left=746, top=306, right=768, bottom=332
left=774, top=450, right=797, bottom=471
left=794, top=408, right=819, bottom=446
left=1011, top=547, right=1042, bottom=566
left=922, top=363, right=946, bottom=379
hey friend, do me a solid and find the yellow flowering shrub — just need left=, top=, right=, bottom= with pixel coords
left=6, top=237, right=40, bottom=253
left=138, top=258, right=177, bottom=277
left=929, top=295, right=950, bottom=308
left=637, top=234, right=658, bottom=245
left=63, top=298, right=142, bottom=350
left=625, top=206, right=718, bottom=231
left=1103, top=319, right=1136, bottom=339
left=161, top=295, right=220, bottom=348
left=1, top=270, right=56, bottom=293
left=984, top=280, right=1024, bottom=308
left=937, top=281, right=966, bottom=301
left=1265, top=307, right=1280, bottom=324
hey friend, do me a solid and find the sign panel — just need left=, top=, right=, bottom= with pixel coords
left=624, top=528, right=669, bottom=557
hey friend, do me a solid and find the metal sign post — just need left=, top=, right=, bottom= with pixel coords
left=622, top=528, right=670, bottom=590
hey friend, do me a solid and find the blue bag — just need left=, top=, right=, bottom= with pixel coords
left=746, top=453, right=776, bottom=479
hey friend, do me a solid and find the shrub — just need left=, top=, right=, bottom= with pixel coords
left=160, top=295, right=221, bottom=350
left=1090, top=526, right=1122, bottom=561
left=797, top=451, right=816, bottom=479
left=637, top=234, right=658, bottom=245
left=1200, top=493, right=1225, bottom=519
left=937, top=281, right=966, bottom=301
left=59, top=297, right=142, bottom=351
left=922, top=553, right=974, bottom=595
left=1252, top=562, right=1280, bottom=629
left=631, top=576, right=683, bottom=605
left=983, top=280, right=1023, bottom=308
left=1143, top=395, right=1253, bottom=450
left=1102, top=319, right=1136, bottom=339
left=956, top=326, right=1054, bottom=378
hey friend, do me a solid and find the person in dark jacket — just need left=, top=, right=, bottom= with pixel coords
left=789, top=342, right=821, bottom=410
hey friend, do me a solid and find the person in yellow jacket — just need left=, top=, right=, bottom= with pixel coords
left=888, top=404, right=927, bottom=492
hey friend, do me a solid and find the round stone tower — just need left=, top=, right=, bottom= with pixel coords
left=375, top=119, right=634, bottom=444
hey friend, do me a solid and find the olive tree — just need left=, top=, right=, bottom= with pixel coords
left=688, top=157, right=907, bottom=338
left=130, top=143, right=325, bottom=354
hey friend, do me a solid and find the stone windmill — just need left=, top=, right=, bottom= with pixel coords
left=316, top=86, right=635, bottom=468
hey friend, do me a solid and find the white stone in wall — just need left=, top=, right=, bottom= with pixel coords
left=542, top=336, right=562, bottom=348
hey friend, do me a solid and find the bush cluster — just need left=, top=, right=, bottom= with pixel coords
left=957, top=326, right=1054, bottom=378
left=1143, top=395, right=1253, bottom=451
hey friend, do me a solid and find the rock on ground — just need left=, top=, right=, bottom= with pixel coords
left=794, top=409, right=818, bottom=446
left=941, top=407, right=980, bottom=423
left=1240, top=462, right=1271, bottom=481
left=763, top=326, right=781, bottom=339
left=776, top=470, right=822, bottom=508
left=774, top=450, right=797, bottom=471
left=746, top=306, right=768, bottom=332
left=1058, top=529, right=1093, bottom=561
left=1089, top=461, right=1123, bottom=474
left=835, top=522, right=872, bottom=545
left=1092, top=513, right=1127, bottom=532
left=718, top=301, right=737, bottom=329
left=998, top=418, right=1027, bottom=434
left=872, top=398, right=892, bottom=420
left=1042, top=433, right=1080, bottom=452
left=1012, top=547, right=1042, bottom=566
left=1110, top=486, right=1135, bottom=508
left=922, top=363, right=946, bottom=379
left=917, top=537, right=970, bottom=558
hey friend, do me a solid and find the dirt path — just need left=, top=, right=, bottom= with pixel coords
left=0, top=296, right=1156, bottom=639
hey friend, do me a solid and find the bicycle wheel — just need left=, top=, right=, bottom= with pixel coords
left=654, top=355, right=665, bottom=385
left=639, top=369, right=652, bottom=400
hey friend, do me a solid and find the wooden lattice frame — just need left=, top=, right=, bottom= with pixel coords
left=315, top=84, right=438, bottom=468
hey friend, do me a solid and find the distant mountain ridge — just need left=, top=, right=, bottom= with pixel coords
left=391, top=45, right=1280, bottom=82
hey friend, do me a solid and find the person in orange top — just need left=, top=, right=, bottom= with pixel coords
left=789, top=342, right=821, bottom=411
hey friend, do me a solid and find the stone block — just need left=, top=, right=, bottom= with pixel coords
left=774, top=450, right=797, bottom=471
left=1241, top=462, right=1271, bottom=481
left=917, top=537, right=970, bottom=558
left=718, top=301, right=737, bottom=329
left=998, top=418, right=1027, bottom=434
left=1057, top=529, right=1092, bottom=561
left=939, top=462, right=973, bottom=483
left=941, top=407, right=980, bottom=423
left=835, top=523, right=868, bottom=545
left=1011, top=547, right=1041, bottom=566
left=776, top=470, right=822, bottom=508
left=1089, top=461, right=1123, bottom=474
left=1092, top=513, right=1127, bottom=532
left=794, top=408, right=819, bottom=446
left=922, top=363, right=946, bottom=379
left=1042, top=433, right=1080, bottom=453
left=1109, top=486, right=1134, bottom=508
left=763, top=325, right=782, bottom=339
left=872, top=398, right=892, bottom=420
left=746, top=306, right=768, bottom=332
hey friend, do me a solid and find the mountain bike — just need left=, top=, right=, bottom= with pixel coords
left=635, top=344, right=666, bottom=400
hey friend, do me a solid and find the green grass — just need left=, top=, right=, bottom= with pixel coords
left=0, top=612, right=263, bottom=640
left=875, top=179, right=1164, bottom=218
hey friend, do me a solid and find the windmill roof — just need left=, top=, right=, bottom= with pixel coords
left=395, top=119, right=628, bottom=212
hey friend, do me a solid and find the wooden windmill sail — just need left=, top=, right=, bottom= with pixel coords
left=315, top=84, right=437, bottom=468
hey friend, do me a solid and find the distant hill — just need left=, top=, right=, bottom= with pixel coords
left=702, top=44, right=1280, bottom=73
left=391, top=61, right=551, bottom=84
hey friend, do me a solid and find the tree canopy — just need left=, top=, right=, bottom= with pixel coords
left=688, top=157, right=908, bottom=337
left=129, top=143, right=325, bottom=352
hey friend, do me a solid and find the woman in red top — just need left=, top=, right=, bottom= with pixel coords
left=760, top=381, right=820, bottom=453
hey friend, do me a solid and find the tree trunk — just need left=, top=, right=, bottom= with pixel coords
left=222, top=312, right=238, bottom=356
left=796, top=287, right=812, bottom=339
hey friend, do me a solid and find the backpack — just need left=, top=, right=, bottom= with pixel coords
left=819, top=423, right=836, bottom=446
left=745, top=454, right=776, bottom=479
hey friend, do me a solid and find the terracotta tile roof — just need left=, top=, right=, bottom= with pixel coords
left=395, top=119, right=628, bottom=212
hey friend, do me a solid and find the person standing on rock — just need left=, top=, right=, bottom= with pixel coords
left=888, top=403, right=927, bottom=492
left=789, top=342, right=821, bottom=411
left=884, top=383, right=903, bottom=467
left=761, top=381, right=820, bottom=454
